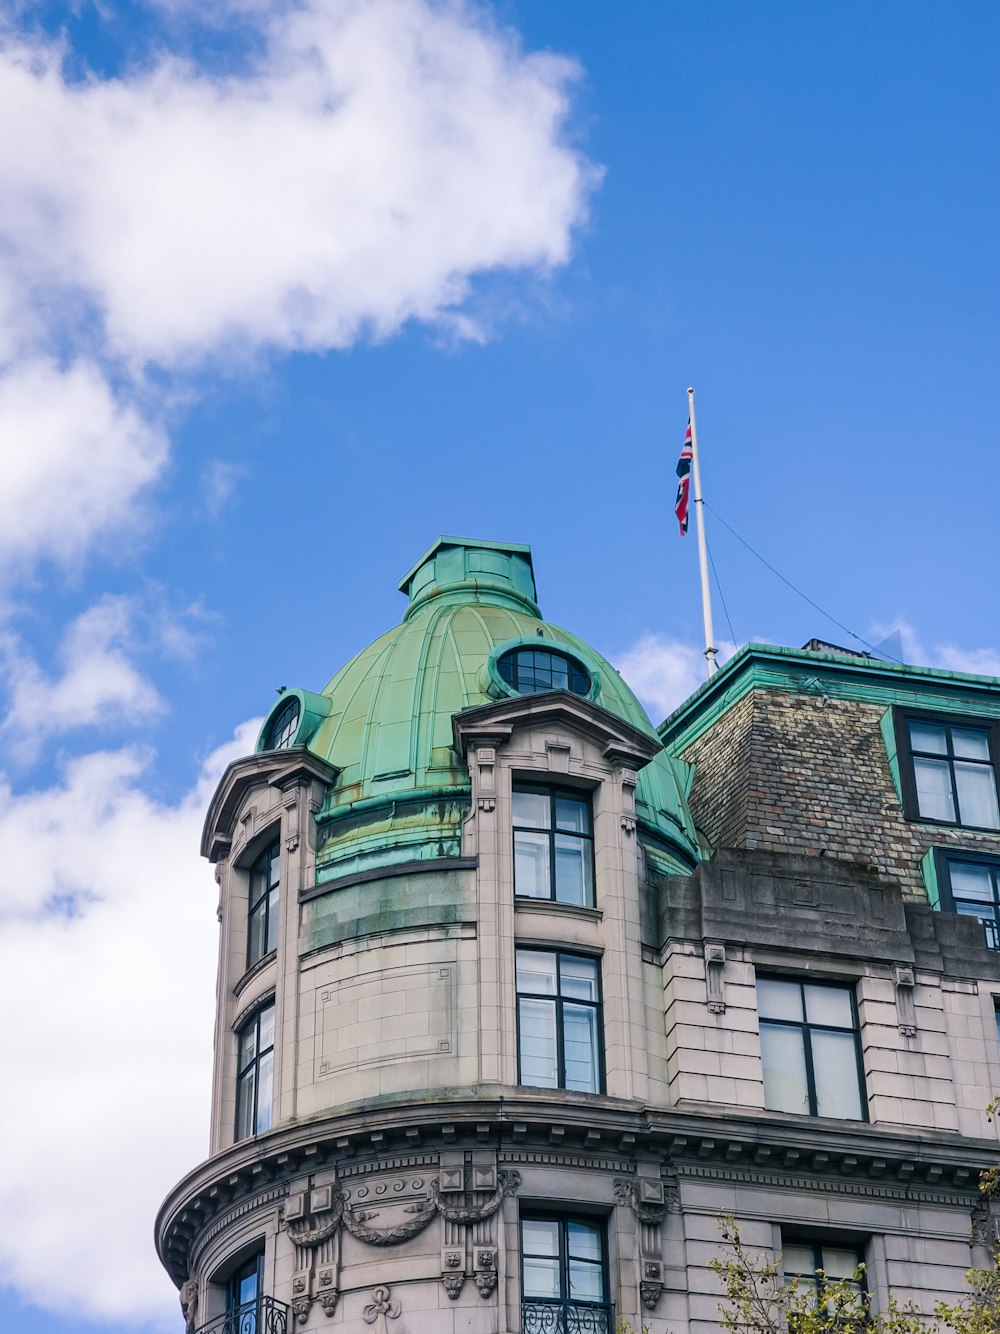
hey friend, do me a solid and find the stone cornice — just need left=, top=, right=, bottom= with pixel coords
left=452, top=692, right=662, bottom=770
left=155, top=1094, right=998, bottom=1285
left=201, top=749, right=340, bottom=862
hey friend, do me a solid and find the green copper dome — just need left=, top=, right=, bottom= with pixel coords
left=258, top=538, right=698, bottom=879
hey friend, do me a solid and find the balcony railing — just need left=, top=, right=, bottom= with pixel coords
left=194, top=1296, right=290, bottom=1334
left=522, top=1300, right=613, bottom=1334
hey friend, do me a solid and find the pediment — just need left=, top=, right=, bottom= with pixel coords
left=452, top=691, right=662, bottom=772
left=201, top=747, right=339, bottom=861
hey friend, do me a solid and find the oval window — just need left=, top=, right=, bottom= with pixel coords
left=266, top=697, right=300, bottom=750
left=497, top=648, right=591, bottom=697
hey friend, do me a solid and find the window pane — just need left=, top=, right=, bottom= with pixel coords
left=519, top=998, right=558, bottom=1086
left=555, top=795, right=591, bottom=834
left=569, top=1259, right=605, bottom=1303
left=515, top=831, right=551, bottom=898
left=567, top=1221, right=603, bottom=1263
left=236, top=1070, right=255, bottom=1141
left=554, top=834, right=592, bottom=906
left=757, top=978, right=803, bottom=1022
left=513, top=790, right=550, bottom=829
left=517, top=951, right=558, bottom=995
left=760, top=1023, right=809, bottom=1113
left=810, top=1030, right=863, bottom=1119
left=560, top=954, right=599, bottom=1002
left=259, top=1004, right=275, bottom=1051
left=239, top=1024, right=257, bottom=1069
left=255, top=1049, right=274, bottom=1132
left=913, top=757, right=956, bottom=821
left=952, top=727, right=991, bottom=761
left=910, top=721, right=948, bottom=754
left=821, top=1247, right=862, bottom=1281
left=803, top=984, right=853, bottom=1029
left=951, top=862, right=996, bottom=902
left=248, top=905, right=267, bottom=966
left=955, top=762, right=1000, bottom=829
left=523, top=1256, right=561, bottom=1299
left=266, top=892, right=279, bottom=956
left=562, top=1004, right=600, bottom=1092
left=782, top=1243, right=817, bottom=1279
left=523, top=1219, right=560, bottom=1256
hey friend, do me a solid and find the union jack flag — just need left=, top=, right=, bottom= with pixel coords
left=674, top=417, right=693, bottom=536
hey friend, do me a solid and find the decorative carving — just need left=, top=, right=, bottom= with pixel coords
left=893, top=964, right=917, bottom=1037
left=431, top=1170, right=520, bottom=1223
left=363, top=1286, right=402, bottom=1325
left=319, top=1291, right=339, bottom=1317
left=705, top=942, right=727, bottom=1013
left=613, top=1177, right=666, bottom=1226
left=478, top=797, right=495, bottom=812
left=291, top=1294, right=312, bottom=1323
left=179, top=1278, right=198, bottom=1334
left=640, top=1279, right=664, bottom=1310
left=475, top=1246, right=498, bottom=1298
left=344, top=1195, right=438, bottom=1245
left=441, top=1273, right=465, bottom=1299
left=971, top=1201, right=999, bottom=1253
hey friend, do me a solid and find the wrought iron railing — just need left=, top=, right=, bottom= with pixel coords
left=522, top=1299, right=613, bottom=1334
left=194, top=1296, right=290, bottom=1334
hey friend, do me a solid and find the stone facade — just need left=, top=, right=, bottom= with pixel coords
left=157, top=551, right=1000, bottom=1334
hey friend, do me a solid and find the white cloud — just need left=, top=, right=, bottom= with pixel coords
left=0, top=358, right=167, bottom=573
left=0, top=1, right=593, bottom=366
left=614, top=633, right=737, bottom=721
left=868, top=620, right=1000, bottom=679
left=0, top=720, right=259, bottom=1325
left=0, top=0, right=595, bottom=575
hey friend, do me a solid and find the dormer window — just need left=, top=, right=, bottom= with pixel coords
left=896, top=710, right=1000, bottom=830
left=266, top=696, right=300, bottom=750
left=498, top=648, right=590, bottom=697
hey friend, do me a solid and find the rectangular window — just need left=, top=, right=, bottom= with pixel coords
left=516, top=949, right=602, bottom=1093
left=933, top=849, right=1000, bottom=949
left=236, top=1002, right=275, bottom=1140
left=896, top=710, right=1000, bottom=830
left=758, top=977, right=866, bottom=1120
left=782, top=1239, right=865, bottom=1309
left=513, top=785, right=594, bottom=907
left=521, top=1215, right=611, bottom=1334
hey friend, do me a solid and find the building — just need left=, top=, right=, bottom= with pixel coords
left=157, top=536, right=1000, bottom=1334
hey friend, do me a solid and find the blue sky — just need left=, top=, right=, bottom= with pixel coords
left=1, top=2, right=999, bottom=1331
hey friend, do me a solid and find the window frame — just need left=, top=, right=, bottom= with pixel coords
left=781, top=1236, right=866, bottom=1308
left=520, top=1212, right=612, bottom=1334
left=497, top=646, right=591, bottom=698
left=227, top=1251, right=264, bottom=1320
left=933, top=847, right=1000, bottom=949
left=757, top=974, right=868, bottom=1121
left=894, top=708, right=1000, bottom=832
left=515, top=948, right=604, bottom=1094
left=512, top=782, right=596, bottom=908
left=235, top=1000, right=276, bottom=1141
left=246, top=840, right=281, bottom=970
left=265, top=695, right=300, bottom=750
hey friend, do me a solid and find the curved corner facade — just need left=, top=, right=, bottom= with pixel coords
left=158, top=543, right=1000, bottom=1334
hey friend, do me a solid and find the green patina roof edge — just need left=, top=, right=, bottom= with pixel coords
left=658, top=642, right=1000, bottom=755
left=397, top=535, right=534, bottom=594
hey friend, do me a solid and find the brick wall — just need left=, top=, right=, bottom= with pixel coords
left=681, top=688, right=1000, bottom=899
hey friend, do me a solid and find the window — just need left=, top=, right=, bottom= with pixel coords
left=516, top=950, right=602, bottom=1093
left=236, top=1003, right=275, bottom=1140
left=498, top=647, right=590, bottom=697
left=513, top=785, right=594, bottom=907
left=247, top=842, right=280, bottom=968
left=757, top=977, right=865, bottom=1120
left=782, top=1239, right=865, bottom=1309
left=897, top=711, right=1000, bottom=830
left=521, top=1215, right=611, bottom=1334
left=934, top=850, right=1000, bottom=949
left=265, top=696, right=300, bottom=750
left=227, top=1253, right=264, bottom=1330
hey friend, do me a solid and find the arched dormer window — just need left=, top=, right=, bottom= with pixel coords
left=265, top=696, right=300, bottom=750
left=497, top=648, right=590, bottom=697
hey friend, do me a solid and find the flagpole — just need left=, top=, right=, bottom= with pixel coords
left=687, top=386, right=718, bottom=676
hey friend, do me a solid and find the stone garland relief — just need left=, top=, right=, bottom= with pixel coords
left=280, top=1170, right=520, bottom=1319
